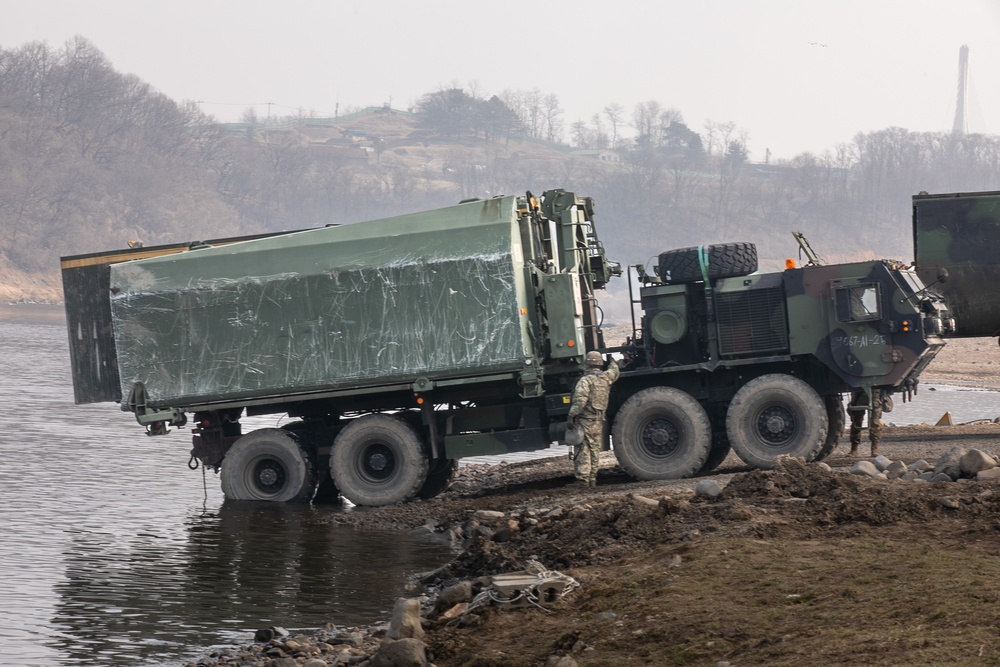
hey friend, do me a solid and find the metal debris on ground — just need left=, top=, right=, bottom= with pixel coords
left=467, top=560, right=580, bottom=613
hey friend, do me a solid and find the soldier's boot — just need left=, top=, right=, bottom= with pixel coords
left=848, top=440, right=860, bottom=457
left=870, top=442, right=880, bottom=457
left=589, top=480, right=597, bottom=488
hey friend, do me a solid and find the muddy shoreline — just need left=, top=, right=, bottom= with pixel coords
left=11, top=303, right=1000, bottom=665
left=183, top=416, right=1000, bottom=666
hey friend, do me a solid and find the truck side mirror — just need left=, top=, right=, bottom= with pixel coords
left=937, top=267, right=949, bottom=284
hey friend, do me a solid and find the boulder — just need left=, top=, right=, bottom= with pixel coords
left=386, top=598, right=424, bottom=640
left=977, top=467, right=1000, bottom=481
left=908, top=459, right=931, bottom=473
left=850, top=460, right=882, bottom=478
left=933, top=447, right=968, bottom=480
left=873, top=455, right=893, bottom=472
left=371, top=638, right=427, bottom=667
left=438, top=580, right=473, bottom=607
left=960, top=449, right=998, bottom=478
left=885, top=460, right=908, bottom=479
left=695, top=479, right=724, bottom=498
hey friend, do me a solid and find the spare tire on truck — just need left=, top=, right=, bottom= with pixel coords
left=657, top=242, right=758, bottom=284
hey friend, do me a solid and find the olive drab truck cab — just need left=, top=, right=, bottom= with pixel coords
left=607, top=240, right=952, bottom=478
left=62, top=189, right=952, bottom=506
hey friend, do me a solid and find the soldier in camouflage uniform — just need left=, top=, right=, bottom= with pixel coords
left=848, top=387, right=883, bottom=457
left=567, top=351, right=620, bottom=487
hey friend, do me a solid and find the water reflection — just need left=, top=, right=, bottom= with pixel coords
left=50, top=502, right=451, bottom=666
left=9, top=306, right=1000, bottom=667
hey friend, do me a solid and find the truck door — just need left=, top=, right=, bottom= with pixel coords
left=828, top=281, right=893, bottom=378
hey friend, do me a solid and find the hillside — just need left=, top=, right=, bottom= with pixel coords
left=3, top=38, right=1000, bottom=305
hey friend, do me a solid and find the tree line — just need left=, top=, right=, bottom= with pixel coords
left=1, top=38, right=999, bottom=295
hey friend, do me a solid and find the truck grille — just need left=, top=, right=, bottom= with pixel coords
left=716, top=288, right=788, bottom=356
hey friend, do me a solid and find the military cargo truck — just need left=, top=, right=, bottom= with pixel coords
left=913, top=190, right=1000, bottom=337
left=62, top=189, right=952, bottom=506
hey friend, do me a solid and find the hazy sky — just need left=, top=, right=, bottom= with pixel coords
left=3, top=1, right=998, bottom=160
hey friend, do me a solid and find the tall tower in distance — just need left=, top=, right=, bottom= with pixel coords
left=952, top=44, right=969, bottom=136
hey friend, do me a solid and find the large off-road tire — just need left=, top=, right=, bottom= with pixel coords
left=814, top=395, right=846, bottom=462
left=657, top=242, right=758, bottom=284
left=611, top=387, right=712, bottom=480
left=418, top=458, right=457, bottom=499
left=220, top=428, right=316, bottom=502
left=726, top=374, right=828, bottom=469
left=699, top=431, right=733, bottom=474
left=312, top=472, right=341, bottom=503
left=331, top=415, right=429, bottom=506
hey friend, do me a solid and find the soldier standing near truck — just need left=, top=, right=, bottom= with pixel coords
left=848, top=387, right=883, bottom=457
left=568, top=351, right=620, bottom=487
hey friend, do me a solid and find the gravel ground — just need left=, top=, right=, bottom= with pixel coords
left=183, top=334, right=1000, bottom=667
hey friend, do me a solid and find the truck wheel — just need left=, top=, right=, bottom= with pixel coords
left=656, top=242, right=758, bottom=284
left=331, top=415, right=429, bottom=506
left=418, top=458, right=457, bottom=499
left=611, top=387, right=711, bottom=480
left=220, top=428, right=316, bottom=502
left=699, top=431, right=732, bottom=474
left=813, top=395, right=846, bottom=462
left=313, top=472, right=341, bottom=503
left=726, top=375, right=827, bottom=468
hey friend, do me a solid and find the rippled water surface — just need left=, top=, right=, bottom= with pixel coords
left=0, top=306, right=453, bottom=667
left=6, top=305, right=1000, bottom=666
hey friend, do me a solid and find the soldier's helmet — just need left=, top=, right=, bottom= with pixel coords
left=585, top=351, right=603, bottom=368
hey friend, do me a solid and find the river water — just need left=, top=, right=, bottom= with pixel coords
left=0, top=306, right=453, bottom=667
left=4, top=305, right=1000, bottom=667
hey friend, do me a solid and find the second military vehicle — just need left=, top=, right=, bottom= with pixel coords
left=62, top=189, right=953, bottom=505
left=913, top=189, right=1000, bottom=337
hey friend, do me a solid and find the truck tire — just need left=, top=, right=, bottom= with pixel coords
left=220, top=428, right=316, bottom=502
left=813, top=395, right=846, bottom=462
left=657, top=242, right=758, bottom=284
left=331, top=415, right=429, bottom=506
left=418, top=458, right=457, bottom=499
left=699, top=431, right=732, bottom=474
left=726, top=375, right=827, bottom=468
left=611, top=387, right=712, bottom=480
left=313, top=472, right=341, bottom=503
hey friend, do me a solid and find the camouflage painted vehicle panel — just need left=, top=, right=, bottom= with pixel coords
left=913, top=190, right=1000, bottom=337
left=784, top=260, right=948, bottom=388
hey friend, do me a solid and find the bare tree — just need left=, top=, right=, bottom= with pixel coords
left=542, top=93, right=563, bottom=143
left=604, top=103, right=625, bottom=149
left=632, top=100, right=663, bottom=145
